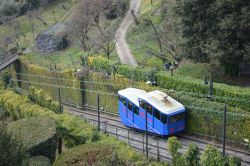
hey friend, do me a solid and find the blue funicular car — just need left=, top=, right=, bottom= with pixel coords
left=118, top=88, right=185, bottom=136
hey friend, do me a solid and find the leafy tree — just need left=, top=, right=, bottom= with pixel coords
left=200, top=145, right=227, bottom=166
left=211, top=0, right=250, bottom=75
left=172, top=0, right=250, bottom=75
left=167, top=137, right=185, bottom=166
left=0, top=122, right=27, bottom=166
left=184, top=143, right=200, bottom=166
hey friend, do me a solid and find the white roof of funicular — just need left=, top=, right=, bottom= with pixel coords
left=118, top=88, right=147, bottom=106
left=118, top=88, right=185, bottom=114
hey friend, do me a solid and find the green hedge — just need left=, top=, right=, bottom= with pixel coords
left=87, top=56, right=156, bottom=81
left=19, top=58, right=83, bottom=106
left=28, top=156, right=51, bottom=166
left=88, top=56, right=117, bottom=75
left=7, top=117, right=58, bottom=161
left=116, top=64, right=156, bottom=81
left=28, top=86, right=61, bottom=113
left=0, top=90, right=96, bottom=147
left=156, top=71, right=250, bottom=111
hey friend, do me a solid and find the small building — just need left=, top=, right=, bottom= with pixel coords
left=36, top=23, right=68, bottom=53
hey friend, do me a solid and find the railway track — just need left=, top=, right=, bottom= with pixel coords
left=63, top=102, right=250, bottom=165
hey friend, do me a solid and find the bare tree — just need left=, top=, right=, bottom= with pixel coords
left=69, top=0, right=123, bottom=56
left=6, top=19, right=22, bottom=49
left=68, top=0, right=108, bottom=52
left=144, top=18, right=182, bottom=62
left=93, top=24, right=118, bottom=59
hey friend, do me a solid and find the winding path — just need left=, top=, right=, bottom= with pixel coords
left=115, top=0, right=141, bottom=66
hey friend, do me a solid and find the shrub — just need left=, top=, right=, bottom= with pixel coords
left=7, top=117, right=58, bottom=161
left=53, top=142, right=122, bottom=166
left=200, top=145, right=227, bottom=166
left=184, top=143, right=200, bottom=166
left=28, top=156, right=51, bottom=166
left=0, top=122, right=27, bottom=166
left=28, top=86, right=61, bottom=113
left=87, top=56, right=117, bottom=75
left=117, top=64, right=156, bottom=82
left=98, top=135, right=146, bottom=164
left=167, top=137, right=185, bottom=166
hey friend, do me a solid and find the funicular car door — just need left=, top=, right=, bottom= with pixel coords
left=140, top=100, right=153, bottom=132
left=127, top=100, right=134, bottom=125
left=145, top=103, right=154, bottom=132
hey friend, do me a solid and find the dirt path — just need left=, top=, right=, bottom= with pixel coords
left=115, top=0, right=141, bottom=66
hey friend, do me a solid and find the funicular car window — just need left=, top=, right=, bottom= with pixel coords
left=161, top=114, right=168, bottom=124
left=134, top=105, right=139, bottom=115
left=120, top=97, right=127, bottom=106
left=169, top=112, right=185, bottom=124
left=128, top=101, right=133, bottom=111
left=139, top=100, right=146, bottom=109
left=153, top=108, right=160, bottom=120
left=146, top=103, right=153, bottom=115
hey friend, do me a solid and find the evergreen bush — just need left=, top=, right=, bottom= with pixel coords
left=7, top=117, right=58, bottom=161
